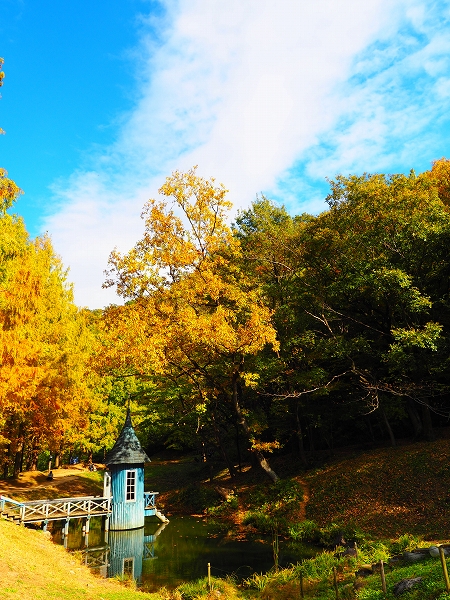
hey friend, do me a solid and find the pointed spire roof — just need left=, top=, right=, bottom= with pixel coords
left=105, top=409, right=151, bottom=466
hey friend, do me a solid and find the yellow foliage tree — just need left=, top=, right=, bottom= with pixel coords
left=102, top=168, right=280, bottom=480
left=0, top=213, right=97, bottom=474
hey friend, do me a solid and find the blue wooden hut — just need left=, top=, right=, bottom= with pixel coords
left=105, top=409, right=151, bottom=531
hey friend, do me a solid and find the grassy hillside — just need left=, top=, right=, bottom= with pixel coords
left=304, top=437, right=450, bottom=539
left=0, top=518, right=161, bottom=600
left=3, top=436, right=450, bottom=599
left=0, top=465, right=104, bottom=502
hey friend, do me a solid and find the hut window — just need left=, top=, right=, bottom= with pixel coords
left=125, top=470, right=136, bottom=502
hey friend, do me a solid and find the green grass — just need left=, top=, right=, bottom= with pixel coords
left=355, top=556, right=450, bottom=600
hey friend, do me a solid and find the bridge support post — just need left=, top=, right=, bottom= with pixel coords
left=85, top=515, right=90, bottom=534
left=63, top=518, right=70, bottom=537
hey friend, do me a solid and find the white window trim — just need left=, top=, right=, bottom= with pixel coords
left=125, top=469, right=137, bottom=503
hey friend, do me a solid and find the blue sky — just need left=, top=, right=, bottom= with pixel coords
left=2, top=0, right=450, bottom=308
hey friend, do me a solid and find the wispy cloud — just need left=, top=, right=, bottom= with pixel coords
left=44, top=0, right=446, bottom=309
left=278, top=0, right=450, bottom=213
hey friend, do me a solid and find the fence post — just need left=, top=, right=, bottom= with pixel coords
left=439, top=546, right=450, bottom=593
left=380, top=560, right=387, bottom=595
left=207, top=562, right=211, bottom=591
left=333, top=566, right=339, bottom=599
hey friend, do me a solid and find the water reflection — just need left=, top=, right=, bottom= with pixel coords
left=52, top=516, right=313, bottom=592
left=108, top=522, right=168, bottom=581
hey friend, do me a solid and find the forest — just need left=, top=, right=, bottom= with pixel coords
left=2, top=150, right=450, bottom=481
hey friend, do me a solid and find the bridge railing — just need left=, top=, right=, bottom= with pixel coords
left=0, top=495, right=25, bottom=520
left=144, top=491, right=159, bottom=509
left=20, top=496, right=112, bottom=522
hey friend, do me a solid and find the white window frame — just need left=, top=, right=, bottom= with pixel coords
left=125, top=469, right=137, bottom=502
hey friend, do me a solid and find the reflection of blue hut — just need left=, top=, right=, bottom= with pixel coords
left=105, top=410, right=151, bottom=531
left=108, top=529, right=145, bottom=581
left=107, top=522, right=167, bottom=581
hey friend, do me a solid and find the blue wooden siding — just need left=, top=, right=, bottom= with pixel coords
left=109, top=463, right=145, bottom=530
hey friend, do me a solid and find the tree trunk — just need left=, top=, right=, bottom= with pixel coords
left=421, top=404, right=435, bottom=441
left=381, top=408, right=396, bottom=447
left=211, top=410, right=237, bottom=479
left=13, top=423, right=25, bottom=478
left=231, top=370, right=279, bottom=483
left=29, top=444, right=39, bottom=471
left=3, top=444, right=11, bottom=479
left=295, top=402, right=308, bottom=467
left=13, top=445, right=23, bottom=478
left=235, top=421, right=242, bottom=472
left=406, top=398, right=423, bottom=438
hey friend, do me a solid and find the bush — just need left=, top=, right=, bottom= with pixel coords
left=174, top=484, right=222, bottom=513
left=177, top=576, right=241, bottom=599
left=289, top=520, right=321, bottom=543
left=295, top=551, right=342, bottom=581
left=318, top=522, right=366, bottom=548
left=207, top=495, right=238, bottom=518
left=247, top=478, right=304, bottom=508
left=389, top=533, right=423, bottom=555
left=288, top=519, right=366, bottom=549
left=243, top=479, right=304, bottom=534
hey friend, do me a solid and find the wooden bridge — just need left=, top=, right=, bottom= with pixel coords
left=0, top=494, right=112, bottom=528
left=1, top=491, right=167, bottom=530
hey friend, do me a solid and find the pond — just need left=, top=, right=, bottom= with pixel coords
left=51, top=515, right=316, bottom=592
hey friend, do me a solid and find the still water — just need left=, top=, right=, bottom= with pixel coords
left=52, top=515, right=312, bottom=592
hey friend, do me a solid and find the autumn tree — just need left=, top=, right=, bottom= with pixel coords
left=101, top=168, right=280, bottom=481
left=0, top=215, right=101, bottom=474
left=0, top=58, right=105, bottom=476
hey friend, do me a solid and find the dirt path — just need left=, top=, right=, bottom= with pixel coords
left=294, top=475, right=311, bottom=521
left=0, top=466, right=104, bottom=501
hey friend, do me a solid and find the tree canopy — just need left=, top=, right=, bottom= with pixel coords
left=4, top=155, right=450, bottom=479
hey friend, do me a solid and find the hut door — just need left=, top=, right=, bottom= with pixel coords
left=103, top=471, right=112, bottom=498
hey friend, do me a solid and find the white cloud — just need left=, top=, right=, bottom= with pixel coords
left=44, top=0, right=411, bottom=308
left=289, top=0, right=450, bottom=194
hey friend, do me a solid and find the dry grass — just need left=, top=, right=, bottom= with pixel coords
left=0, top=519, right=162, bottom=600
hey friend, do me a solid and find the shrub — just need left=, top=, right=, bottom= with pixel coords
left=295, top=551, right=342, bottom=581
left=177, top=576, right=241, bottom=599
left=207, top=496, right=238, bottom=518
left=243, top=479, right=304, bottom=534
left=289, top=520, right=321, bottom=542
left=174, top=484, right=222, bottom=513
left=389, top=533, right=423, bottom=555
